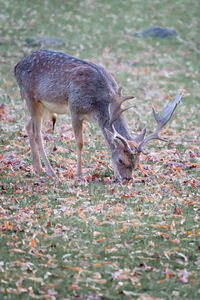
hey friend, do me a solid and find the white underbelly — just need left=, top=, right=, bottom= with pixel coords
left=42, top=101, right=68, bottom=114
left=41, top=101, right=94, bottom=123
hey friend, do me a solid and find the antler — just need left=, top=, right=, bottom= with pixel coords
left=108, top=87, right=135, bottom=154
left=109, top=87, right=135, bottom=130
left=137, top=93, right=183, bottom=154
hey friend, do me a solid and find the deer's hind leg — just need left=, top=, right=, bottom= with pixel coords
left=25, top=96, right=57, bottom=177
left=26, top=117, right=44, bottom=174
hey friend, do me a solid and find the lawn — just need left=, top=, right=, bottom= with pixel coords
left=0, top=0, right=199, bottom=299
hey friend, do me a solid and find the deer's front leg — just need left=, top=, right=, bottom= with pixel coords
left=71, top=114, right=83, bottom=177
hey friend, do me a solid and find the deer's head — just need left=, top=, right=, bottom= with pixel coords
left=105, top=87, right=182, bottom=181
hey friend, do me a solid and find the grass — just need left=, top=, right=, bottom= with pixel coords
left=0, top=0, right=200, bottom=299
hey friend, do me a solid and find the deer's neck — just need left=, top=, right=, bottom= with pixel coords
left=112, top=115, right=132, bottom=140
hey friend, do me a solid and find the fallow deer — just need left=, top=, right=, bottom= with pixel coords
left=14, top=50, right=182, bottom=181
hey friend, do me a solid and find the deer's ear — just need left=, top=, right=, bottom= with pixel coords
left=128, top=140, right=139, bottom=150
left=105, top=128, right=124, bottom=149
left=113, top=137, right=125, bottom=150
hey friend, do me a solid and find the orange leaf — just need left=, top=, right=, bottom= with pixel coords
left=174, top=207, right=182, bottom=215
left=165, top=270, right=175, bottom=279
left=152, top=224, right=170, bottom=228
left=94, top=263, right=102, bottom=268
left=70, top=267, right=81, bottom=272
left=0, top=108, right=6, bottom=114
left=46, top=210, right=51, bottom=218
left=76, top=207, right=88, bottom=224
left=30, top=239, right=37, bottom=248
left=93, top=279, right=107, bottom=284
left=160, top=126, right=169, bottom=134
left=170, top=239, right=180, bottom=243
left=187, top=230, right=199, bottom=236
left=158, top=232, right=170, bottom=239
left=158, top=279, right=166, bottom=283
left=121, top=193, right=131, bottom=199
left=174, top=167, right=182, bottom=172
left=4, top=220, right=10, bottom=230
left=170, top=221, right=176, bottom=234
left=71, top=285, right=78, bottom=290
left=96, top=237, right=106, bottom=242
left=91, top=156, right=99, bottom=162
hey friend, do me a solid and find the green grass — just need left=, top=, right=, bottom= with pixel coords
left=0, top=0, right=200, bottom=299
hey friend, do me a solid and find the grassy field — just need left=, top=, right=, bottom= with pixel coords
left=0, top=0, right=200, bottom=299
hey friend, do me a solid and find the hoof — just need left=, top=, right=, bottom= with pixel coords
left=34, top=166, right=45, bottom=174
left=75, top=174, right=85, bottom=182
left=46, top=168, right=57, bottom=178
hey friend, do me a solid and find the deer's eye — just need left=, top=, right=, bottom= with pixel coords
left=118, top=159, right=123, bottom=164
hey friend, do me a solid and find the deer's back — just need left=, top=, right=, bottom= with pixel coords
left=14, top=50, right=118, bottom=114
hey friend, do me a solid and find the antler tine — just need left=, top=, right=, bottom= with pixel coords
left=117, top=86, right=135, bottom=103
left=137, top=93, right=183, bottom=154
left=109, top=87, right=135, bottom=130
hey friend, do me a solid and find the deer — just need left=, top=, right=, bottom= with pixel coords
left=14, top=50, right=182, bottom=181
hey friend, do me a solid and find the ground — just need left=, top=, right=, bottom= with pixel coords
left=0, top=0, right=199, bottom=299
